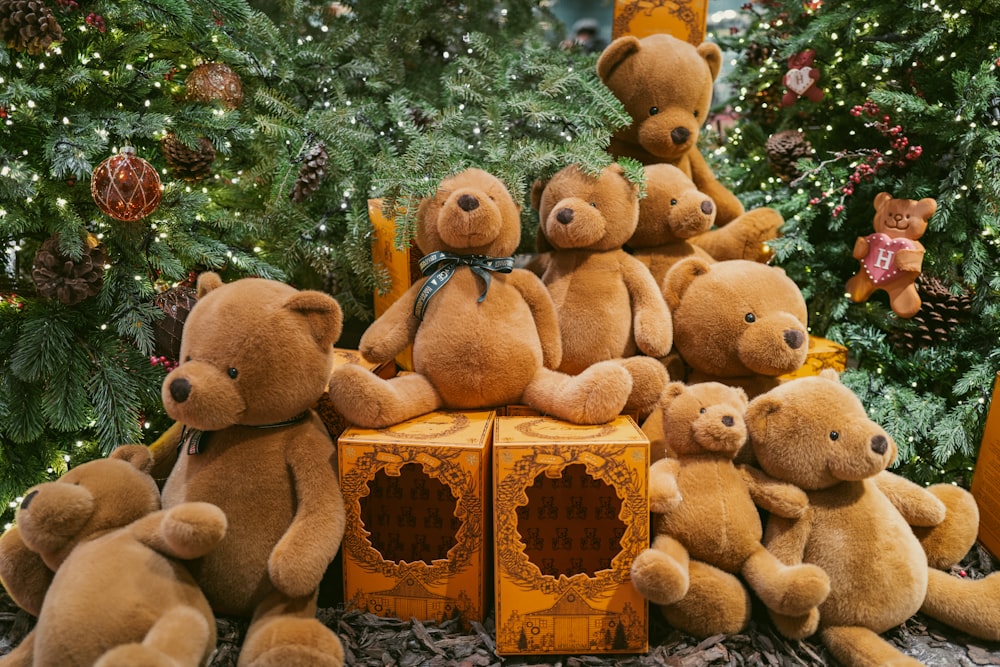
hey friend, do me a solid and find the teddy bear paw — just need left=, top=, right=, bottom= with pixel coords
left=161, top=501, right=227, bottom=560
left=765, top=562, right=831, bottom=617
left=241, top=618, right=344, bottom=667
left=630, top=547, right=689, bottom=606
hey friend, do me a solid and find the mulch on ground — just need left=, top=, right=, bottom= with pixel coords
left=2, top=545, right=999, bottom=666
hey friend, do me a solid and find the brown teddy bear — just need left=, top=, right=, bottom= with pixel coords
left=632, top=381, right=830, bottom=637
left=596, top=33, right=783, bottom=262
left=747, top=371, right=1000, bottom=666
left=160, top=272, right=347, bottom=666
left=845, top=192, right=936, bottom=318
left=530, top=162, right=672, bottom=416
left=327, top=168, right=633, bottom=428
left=663, top=257, right=808, bottom=397
left=0, top=445, right=226, bottom=666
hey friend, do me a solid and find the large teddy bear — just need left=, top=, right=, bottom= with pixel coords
left=662, top=257, right=809, bottom=397
left=328, top=167, right=632, bottom=428
left=747, top=371, right=1000, bottom=666
left=0, top=445, right=226, bottom=666
left=845, top=192, right=936, bottom=318
left=631, top=381, right=830, bottom=637
left=596, top=33, right=783, bottom=262
left=529, top=162, right=672, bottom=417
left=159, top=272, right=347, bottom=666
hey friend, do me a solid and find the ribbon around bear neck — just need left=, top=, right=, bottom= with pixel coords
left=179, top=412, right=309, bottom=455
left=413, top=250, right=514, bottom=320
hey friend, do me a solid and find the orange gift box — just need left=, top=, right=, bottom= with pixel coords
left=779, top=335, right=849, bottom=381
left=612, top=0, right=709, bottom=46
left=338, top=410, right=495, bottom=627
left=369, top=199, right=421, bottom=372
left=492, top=415, right=649, bottom=655
left=971, top=372, right=1000, bottom=558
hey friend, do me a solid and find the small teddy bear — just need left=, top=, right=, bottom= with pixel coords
left=159, top=272, right=347, bottom=666
left=631, top=381, right=829, bottom=637
left=0, top=445, right=226, bottom=667
left=662, top=257, right=809, bottom=397
left=747, top=371, right=1000, bottom=666
left=530, top=162, right=672, bottom=417
left=328, top=167, right=632, bottom=428
left=781, top=50, right=824, bottom=107
left=845, top=192, right=936, bottom=318
left=596, top=33, right=783, bottom=260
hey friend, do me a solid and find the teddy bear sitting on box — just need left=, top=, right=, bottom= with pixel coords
left=632, top=381, right=829, bottom=637
left=328, top=168, right=633, bottom=428
left=159, top=272, right=347, bottom=666
left=0, top=445, right=226, bottom=666
left=747, top=371, right=1000, bottom=666
left=530, top=162, right=672, bottom=417
left=596, top=33, right=782, bottom=262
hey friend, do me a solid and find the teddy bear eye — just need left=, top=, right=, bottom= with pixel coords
left=699, top=407, right=706, bottom=414
left=649, top=106, right=659, bottom=116
left=589, top=202, right=597, bottom=208
left=228, top=368, right=239, bottom=379
left=670, top=199, right=677, bottom=206
left=830, top=431, right=840, bottom=441
left=693, top=110, right=700, bottom=118
left=744, top=313, right=756, bottom=323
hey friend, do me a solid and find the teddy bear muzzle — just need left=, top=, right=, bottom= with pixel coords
left=870, top=434, right=888, bottom=455
left=671, top=127, right=691, bottom=146
left=168, top=377, right=192, bottom=403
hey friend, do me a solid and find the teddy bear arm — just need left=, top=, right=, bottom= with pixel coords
left=359, top=282, right=423, bottom=364
left=621, top=256, right=673, bottom=357
left=268, top=449, right=346, bottom=598
left=649, top=458, right=683, bottom=512
left=893, top=247, right=925, bottom=273
left=509, top=269, right=563, bottom=369
left=0, top=525, right=54, bottom=617
left=686, top=150, right=745, bottom=225
left=129, top=503, right=228, bottom=561
left=739, top=465, right=809, bottom=519
left=873, top=471, right=946, bottom=527
left=762, top=511, right=814, bottom=566
left=852, top=236, right=869, bottom=260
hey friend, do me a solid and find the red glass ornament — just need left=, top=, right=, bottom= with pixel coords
left=91, top=146, right=163, bottom=221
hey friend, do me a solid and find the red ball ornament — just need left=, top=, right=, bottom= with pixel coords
left=91, top=146, right=163, bottom=221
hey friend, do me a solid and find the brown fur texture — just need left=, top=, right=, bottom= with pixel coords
left=530, top=163, right=671, bottom=416
left=327, top=168, right=632, bottom=428
left=0, top=445, right=226, bottom=666
left=632, top=382, right=829, bottom=637
left=845, top=192, right=936, bottom=318
left=662, top=257, right=808, bottom=397
left=160, top=273, right=347, bottom=667
left=747, top=372, right=1000, bottom=666
left=596, top=34, right=782, bottom=261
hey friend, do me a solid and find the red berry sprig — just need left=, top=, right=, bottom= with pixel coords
left=54, top=0, right=79, bottom=10
left=150, top=355, right=178, bottom=372
left=85, top=13, right=106, bottom=32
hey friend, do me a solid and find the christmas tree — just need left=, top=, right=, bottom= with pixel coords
left=0, top=0, right=628, bottom=522
left=712, top=0, right=1000, bottom=484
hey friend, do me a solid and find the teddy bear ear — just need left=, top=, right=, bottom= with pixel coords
left=873, top=192, right=893, bottom=210
left=109, top=444, right=154, bottom=474
left=819, top=368, right=840, bottom=382
left=915, top=197, right=938, bottom=220
left=697, top=41, right=723, bottom=81
left=284, top=291, right=344, bottom=349
left=596, top=35, right=641, bottom=82
left=661, top=256, right=711, bottom=310
left=745, top=394, right=781, bottom=433
left=196, top=271, right=224, bottom=298
left=530, top=178, right=548, bottom=213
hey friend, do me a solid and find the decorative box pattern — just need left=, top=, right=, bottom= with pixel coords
left=369, top=199, right=422, bottom=371
left=971, top=372, right=1000, bottom=558
left=493, top=415, right=649, bottom=655
left=612, top=0, right=709, bottom=46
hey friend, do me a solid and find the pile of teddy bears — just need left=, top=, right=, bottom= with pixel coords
left=0, top=32, right=996, bottom=667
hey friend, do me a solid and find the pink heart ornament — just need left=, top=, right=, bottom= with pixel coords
left=862, top=233, right=916, bottom=285
left=785, top=67, right=815, bottom=96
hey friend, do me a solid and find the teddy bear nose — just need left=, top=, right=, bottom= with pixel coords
left=556, top=208, right=575, bottom=225
left=783, top=329, right=805, bottom=349
left=871, top=435, right=888, bottom=455
left=700, top=200, right=714, bottom=215
left=457, top=194, right=479, bottom=212
left=20, top=490, right=38, bottom=510
left=721, top=415, right=734, bottom=427
left=671, top=127, right=691, bottom=145
left=169, top=377, right=192, bottom=403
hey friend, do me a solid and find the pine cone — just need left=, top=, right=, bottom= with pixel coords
left=766, top=130, right=812, bottom=181
left=290, top=142, right=328, bottom=203
left=152, top=284, right=198, bottom=362
left=1, top=0, right=64, bottom=55
left=31, top=235, right=106, bottom=306
left=161, top=133, right=216, bottom=181
left=890, top=275, right=973, bottom=353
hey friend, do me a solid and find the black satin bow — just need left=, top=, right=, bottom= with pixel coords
left=413, top=251, right=515, bottom=320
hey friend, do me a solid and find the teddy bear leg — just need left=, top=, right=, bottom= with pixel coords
left=689, top=207, right=783, bottom=262
left=328, top=365, right=442, bottom=429
left=921, top=568, right=1000, bottom=641
left=886, top=283, right=922, bottom=319
left=820, top=625, right=924, bottom=667
left=619, top=356, right=669, bottom=419
left=238, top=590, right=344, bottom=667
left=912, top=484, right=979, bottom=570
left=659, top=561, right=752, bottom=637
left=768, top=609, right=820, bottom=640
left=523, top=362, right=631, bottom=425
left=0, top=525, right=53, bottom=617
left=93, top=605, right=214, bottom=667
left=845, top=273, right=877, bottom=304
left=0, top=627, right=35, bottom=666
left=741, top=545, right=830, bottom=617
left=630, top=534, right=690, bottom=606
